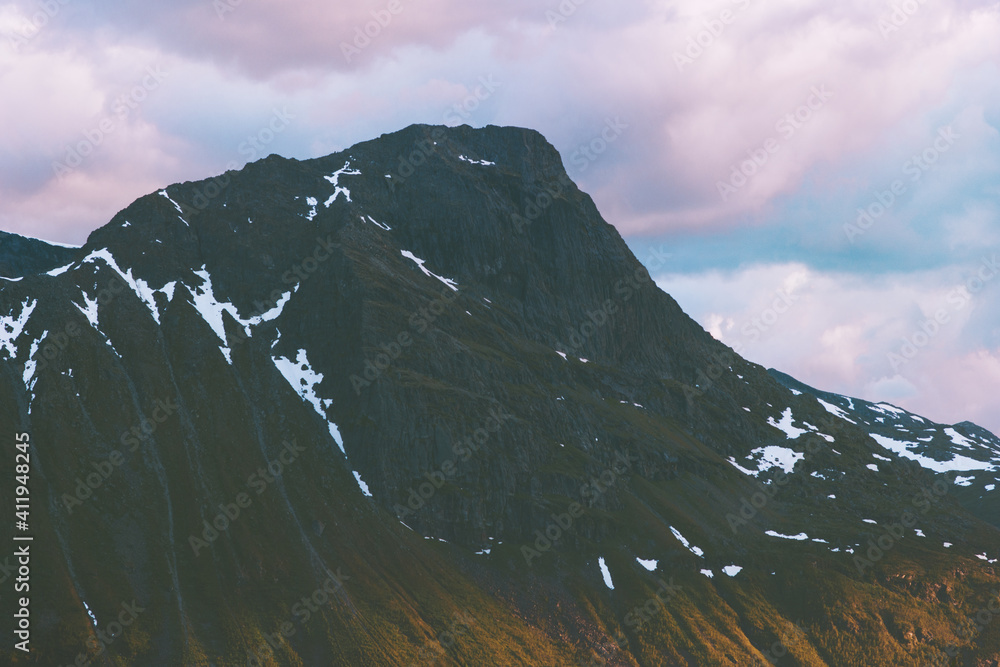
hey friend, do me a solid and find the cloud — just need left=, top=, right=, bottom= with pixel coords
left=11, top=0, right=544, bottom=77
left=1, top=0, right=999, bottom=431
left=864, top=375, right=918, bottom=402
left=587, top=0, right=1000, bottom=236
left=654, top=261, right=1000, bottom=433
left=4, top=0, right=1000, bottom=247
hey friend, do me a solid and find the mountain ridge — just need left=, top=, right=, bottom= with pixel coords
left=2, top=124, right=999, bottom=666
left=0, top=230, right=80, bottom=279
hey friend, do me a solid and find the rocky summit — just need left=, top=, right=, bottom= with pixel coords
left=2, top=124, right=1000, bottom=665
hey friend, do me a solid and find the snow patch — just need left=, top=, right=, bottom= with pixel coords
left=817, top=397, right=856, bottom=423
left=82, top=248, right=175, bottom=326
left=272, top=348, right=345, bottom=453
left=323, top=161, right=362, bottom=206
left=364, top=215, right=391, bottom=231
left=400, top=250, right=459, bottom=291
left=598, top=557, right=615, bottom=590
left=869, top=433, right=994, bottom=473
left=188, top=268, right=240, bottom=362
left=749, top=445, right=805, bottom=475
left=352, top=471, right=373, bottom=497
left=767, top=408, right=808, bottom=439
left=74, top=291, right=100, bottom=330
left=944, top=428, right=975, bottom=448
left=132, top=277, right=165, bottom=324
left=874, top=402, right=907, bottom=417
left=46, top=262, right=74, bottom=277
left=636, top=558, right=658, bottom=572
left=458, top=155, right=496, bottom=166
left=764, top=530, right=809, bottom=541
left=244, top=291, right=292, bottom=327
left=159, top=190, right=190, bottom=226
left=83, top=601, right=98, bottom=628
left=0, top=298, right=37, bottom=358
left=185, top=267, right=291, bottom=360
left=727, top=457, right=759, bottom=477
left=669, top=526, right=705, bottom=557
left=23, top=332, right=47, bottom=411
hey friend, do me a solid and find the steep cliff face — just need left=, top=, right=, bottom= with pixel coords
left=2, top=124, right=1000, bottom=666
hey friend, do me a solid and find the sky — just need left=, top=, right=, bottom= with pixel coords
left=1, top=0, right=999, bottom=432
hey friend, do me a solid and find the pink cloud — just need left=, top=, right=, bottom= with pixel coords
left=1, top=0, right=999, bottom=438
left=655, top=262, right=1000, bottom=433
left=3, top=0, right=999, bottom=243
left=522, top=0, right=1000, bottom=235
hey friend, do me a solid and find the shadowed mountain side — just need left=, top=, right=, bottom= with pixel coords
left=1, top=125, right=999, bottom=665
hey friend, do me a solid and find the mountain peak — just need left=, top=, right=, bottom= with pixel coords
left=5, top=124, right=1000, bottom=665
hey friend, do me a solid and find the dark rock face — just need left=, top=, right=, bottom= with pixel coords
left=2, top=124, right=1000, bottom=666
left=0, top=231, right=80, bottom=278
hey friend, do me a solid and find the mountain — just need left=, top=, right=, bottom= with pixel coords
left=770, top=369, right=1000, bottom=529
left=0, top=230, right=80, bottom=279
left=2, top=124, right=1000, bottom=666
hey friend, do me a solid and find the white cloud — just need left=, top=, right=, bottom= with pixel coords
left=2, top=0, right=1000, bottom=434
left=656, top=262, right=1000, bottom=433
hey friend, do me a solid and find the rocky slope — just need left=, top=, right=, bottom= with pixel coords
left=770, top=369, right=1000, bottom=530
left=0, top=230, right=80, bottom=279
left=1, top=124, right=999, bottom=666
